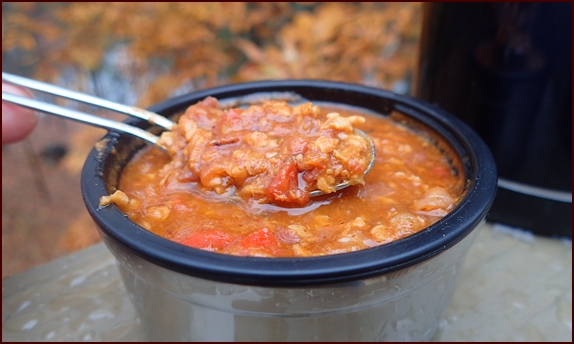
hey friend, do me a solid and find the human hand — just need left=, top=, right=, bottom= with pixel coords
left=2, top=82, right=39, bottom=144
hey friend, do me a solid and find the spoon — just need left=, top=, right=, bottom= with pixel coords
left=2, top=72, right=173, bottom=151
left=2, top=72, right=375, bottom=197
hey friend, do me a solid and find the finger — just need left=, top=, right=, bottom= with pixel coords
left=2, top=82, right=39, bottom=144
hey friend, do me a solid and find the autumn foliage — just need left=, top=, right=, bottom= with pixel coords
left=2, top=2, right=421, bottom=107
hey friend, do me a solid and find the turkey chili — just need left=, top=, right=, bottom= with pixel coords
left=100, top=97, right=465, bottom=257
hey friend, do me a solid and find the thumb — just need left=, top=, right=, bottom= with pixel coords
left=2, top=82, right=39, bottom=144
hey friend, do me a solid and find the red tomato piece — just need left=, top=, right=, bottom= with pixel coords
left=230, top=228, right=284, bottom=256
left=179, top=230, right=233, bottom=251
left=242, top=228, right=278, bottom=248
left=266, top=158, right=309, bottom=205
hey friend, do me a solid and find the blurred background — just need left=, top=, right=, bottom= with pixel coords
left=2, top=2, right=423, bottom=278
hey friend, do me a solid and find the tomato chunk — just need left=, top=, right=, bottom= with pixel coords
left=179, top=230, right=233, bottom=251
left=229, top=228, right=284, bottom=257
left=266, top=158, right=309, bottom=205
left=243, top=227, right=278, bottom=248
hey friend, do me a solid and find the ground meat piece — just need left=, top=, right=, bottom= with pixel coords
left=99, top=190, right=130, bottom=211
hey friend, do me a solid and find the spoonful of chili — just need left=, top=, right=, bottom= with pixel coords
left=2, top=72, right=375, bottom=204
left=157, top=96, right=376, bottom=205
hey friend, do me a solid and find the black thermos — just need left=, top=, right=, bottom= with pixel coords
left=414, top=2, right=572, bottom=237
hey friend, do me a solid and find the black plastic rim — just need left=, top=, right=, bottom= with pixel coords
left=81, top=80, right=497, bottom=287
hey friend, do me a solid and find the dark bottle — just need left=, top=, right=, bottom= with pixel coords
left=414, top=2, right=571, bottom=237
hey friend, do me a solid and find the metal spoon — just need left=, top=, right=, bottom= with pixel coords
left=2, top=72, right=375, bottom=196
left=2, top=72, right=173, bottom=151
